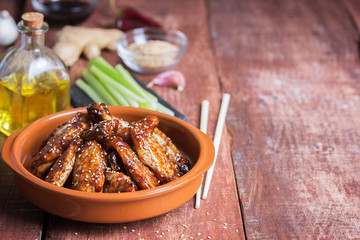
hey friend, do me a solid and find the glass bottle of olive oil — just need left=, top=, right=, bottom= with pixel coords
left=0, top=12, right=70, bottom=136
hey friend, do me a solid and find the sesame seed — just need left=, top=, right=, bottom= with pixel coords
left=236, top=229, right=239, bottom=232
left=123, top=226, right=127, bottom=229
left=131, top=229, right=135, bottom=232
left=206, top=212, right=210, bottom=215
left=213, top=219, right=217, bottom=221
left=197, top=233, right=201, bottom=236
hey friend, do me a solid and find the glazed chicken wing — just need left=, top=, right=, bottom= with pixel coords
left=153, top=127, right=190, bottom=175
left=27, top=103, right=190, bottom=194
left=72, top=141, right=107, bottom=192
left=83, top=118, right=129, bottom=142
left=103, top=169, right=138, bottom=193
left=45, top=137, right=83, bottom=186
left=107, top=149, right=124, bottom=172
left=38, top=112, right=88, bottom=150
left=108, top=136, right=159, bottom=189
left=87, top=102, right=114, bottom=122
left=84, top=103, right=130, bottom=141
left=130, top=116, right=180, bottom=183
left=27, top=119, right=90, bottom=178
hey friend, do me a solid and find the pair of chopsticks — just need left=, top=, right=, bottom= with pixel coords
left=195, top=93, right=231, bottom=208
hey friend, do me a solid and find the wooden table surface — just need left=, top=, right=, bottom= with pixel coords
left=1, top=0, right=360, bottom=239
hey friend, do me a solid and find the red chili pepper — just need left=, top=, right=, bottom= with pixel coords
left=116, top=8, right=162, bottom=31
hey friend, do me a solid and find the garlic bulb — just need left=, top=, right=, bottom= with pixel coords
left=0, top=10, right=18, bottom=46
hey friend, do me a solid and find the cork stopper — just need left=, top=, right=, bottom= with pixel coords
left=21, top=12, right=44, bottom=28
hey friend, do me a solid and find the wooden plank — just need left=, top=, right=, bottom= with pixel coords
left=0, top=0, right=244, bottom=239
left=208, top=0, right=360, bottom=238
left=0, top=0, right=26, bottom=22
left=43, top=0, right=244, bottom=238
left=0, top=135, right=44, bottom=240
left=46, top=1, right=243, bottom=239
left=343, top=0, right=360, bottom=31
left=0, top=2, right=45, bottom=240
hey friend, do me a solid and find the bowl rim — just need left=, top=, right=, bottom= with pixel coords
left=117, top=27, right=188, bottom=58
left=3, top=106, right=214, bottom=202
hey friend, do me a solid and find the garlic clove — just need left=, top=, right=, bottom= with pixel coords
left=0, top=10, right=19, bottom=46
left=147, top=70, right=186, bottom=91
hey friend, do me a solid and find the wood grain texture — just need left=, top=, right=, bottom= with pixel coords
left=208, top=0, right=360, bottom=238
left=343, top=0, right=360, bottom=31
left=4, top=0, right=360, bottom=239
left=0, top=155, right=44, bottom=240
left=0, top=0, right=244, bottom=239
left=43, top=1, right=244, bottom=238
left=0, top=3, right=45, bottom=240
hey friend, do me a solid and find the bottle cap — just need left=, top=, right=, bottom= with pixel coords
left=21, top=12, right=44, bottom=28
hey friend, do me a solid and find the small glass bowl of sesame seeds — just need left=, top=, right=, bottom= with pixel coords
left=117, top=27, right=188, bottom=74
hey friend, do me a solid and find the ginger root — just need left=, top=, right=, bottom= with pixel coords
left=53, top=26, right=123, bottom=66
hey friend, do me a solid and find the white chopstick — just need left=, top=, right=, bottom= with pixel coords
left=195, top=100, right=209, bottom=209
left=202, top=93, right=231, bottom=199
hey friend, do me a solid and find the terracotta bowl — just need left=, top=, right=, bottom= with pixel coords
left=2, top=106, right=214, bottom=223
